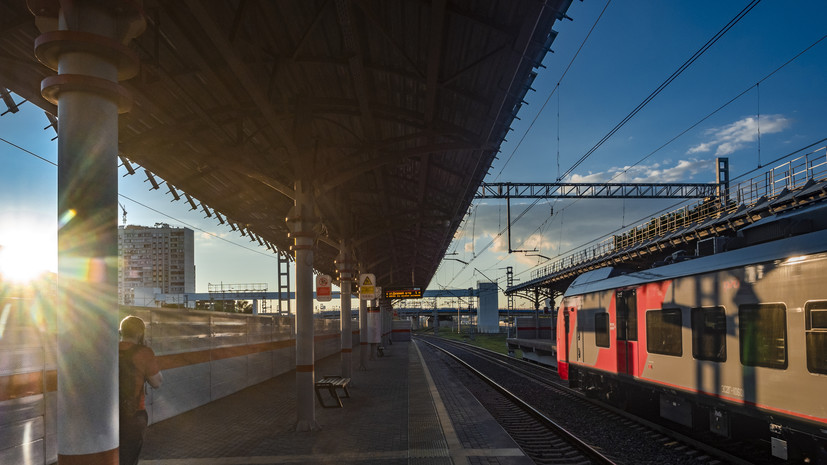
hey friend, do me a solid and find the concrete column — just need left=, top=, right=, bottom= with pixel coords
left=29, top=2, right=144, bottom=463
left=477, top=281, right=500, bottom=333
left=285, top=180, right=318, bottom=431
left=358, top=293, right=368, bottom=370
left=336, top=241, right=352, bottom=378
left=386, top=300, right=390, bottom=344
left=368, top=298, right=381, bottom=359
left=433, top=303, right=439, bottom=334
left=381, top=299, right=392, bottom=345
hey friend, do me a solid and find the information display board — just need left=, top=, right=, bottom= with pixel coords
left=383, top=287, right=423, bottom=299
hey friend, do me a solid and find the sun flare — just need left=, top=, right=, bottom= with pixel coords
left=0, top=229, right=56, bottom=284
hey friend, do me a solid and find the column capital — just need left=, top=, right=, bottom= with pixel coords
left=28, top=0, right=146, bottom=44
left=30, top=1, right=146, bottom=114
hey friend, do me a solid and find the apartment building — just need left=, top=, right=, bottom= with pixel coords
left=118, top=224, right=195, bottom=305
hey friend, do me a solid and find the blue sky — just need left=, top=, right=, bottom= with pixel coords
left=2, top=1, right=826, bottom=307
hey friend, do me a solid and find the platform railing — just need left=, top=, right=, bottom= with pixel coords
left=530, top=146, right=827, bottom=281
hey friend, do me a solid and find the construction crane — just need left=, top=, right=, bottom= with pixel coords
left=118, top=202, right=127, bottom=226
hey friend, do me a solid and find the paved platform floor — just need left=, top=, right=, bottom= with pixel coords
left=138, top=340, right=531, bottom=465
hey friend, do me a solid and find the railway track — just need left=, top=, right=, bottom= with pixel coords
left=417, top=335, right=758, bottom=464
left=417, top=337, right=616, bottom=464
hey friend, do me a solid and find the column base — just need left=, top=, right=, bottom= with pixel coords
left=294, top=419, right=321, bottom=432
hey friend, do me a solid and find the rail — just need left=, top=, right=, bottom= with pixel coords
left=418, top=338, right=617, bottom=464
left=530, top=146, right=827, bottom=281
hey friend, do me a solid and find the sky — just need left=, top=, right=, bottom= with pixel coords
left=1, top=1, right=826, bottom=309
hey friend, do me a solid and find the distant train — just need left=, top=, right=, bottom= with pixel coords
left=556, top=204, right=827, bottom=463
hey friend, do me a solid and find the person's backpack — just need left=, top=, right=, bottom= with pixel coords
left=119, top=345, right=142, bottom=416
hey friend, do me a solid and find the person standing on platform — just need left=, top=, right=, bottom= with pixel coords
left=119, top=316, right=163, bottom=465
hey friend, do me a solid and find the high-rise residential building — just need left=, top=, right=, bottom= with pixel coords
left=118, top=224, right=195, bottom=305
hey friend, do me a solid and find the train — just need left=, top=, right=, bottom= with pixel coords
left=555, top=203, right=827, bottom=463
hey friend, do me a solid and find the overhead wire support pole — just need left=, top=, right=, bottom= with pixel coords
left=506, top=193, right=537, bottom=254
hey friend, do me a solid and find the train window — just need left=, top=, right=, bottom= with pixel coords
left=805, top=301, right=827, bottom=330
left=595, top=313, right=610, bottom=348
left=807, top=333, right=827, bottom=374
left=691, top=306, right=727, bottom=362
left=646, top=308, right=682, bottom=356
left=739, top=303, right=787, bottom=369
left=805, top=301, right=827, bottom=374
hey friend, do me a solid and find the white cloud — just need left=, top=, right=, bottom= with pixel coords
left=520, top=233, right=546, bottom=250
left=446, top=156, right=719, bottom=287
left=198, top=231, right=230, bottom=245
left=687, top=114, right=791, bottom=156
left=686, top=142, right=712, bottom=154
left=490, top=234, right=508, bottom=253
left=567, top=158, right=712, bottom=184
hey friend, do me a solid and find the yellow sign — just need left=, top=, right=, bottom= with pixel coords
left=359, top=273, right=376, bottom=300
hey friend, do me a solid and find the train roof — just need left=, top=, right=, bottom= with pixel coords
left=565, top=225, right=827, bottom=297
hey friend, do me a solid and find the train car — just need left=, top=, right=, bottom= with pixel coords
left=556, top=204, right=827, bottom=463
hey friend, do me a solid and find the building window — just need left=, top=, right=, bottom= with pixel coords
left=691, top=306, right=727, bottom=362
left=739, top=303, right=787, bottom=369
left=646, top=308, right=682, bottom=356
left=805, top=301, right=827, bottom=375
left=595, top=312, right=610, bottom=348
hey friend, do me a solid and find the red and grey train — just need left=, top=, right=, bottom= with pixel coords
left=555, top=206, right=827, bottom=462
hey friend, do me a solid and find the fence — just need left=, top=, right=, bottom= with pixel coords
left=0, top=301, right=345, bottom=465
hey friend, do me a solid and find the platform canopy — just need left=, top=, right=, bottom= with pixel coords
left=0, top=0, right=573, bottom=289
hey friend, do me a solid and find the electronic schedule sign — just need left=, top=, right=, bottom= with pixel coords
left=383, top=287, right=423, bottom=299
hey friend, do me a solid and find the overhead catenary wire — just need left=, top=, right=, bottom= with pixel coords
left=118, top=194, right=276, bottom=259
left=0, top=136, right=56, bottom=166
left=484, top=0, right=759, bottom=271
left=507, top=28, right=827, bottom=262
left=494, top=0, right=613, bottom=182
left=442, top=0, right=615, bottom=287
left=513, top=135, right=827, bottom=282
left=453, top=19, right=827, bottom=290
left=0, top=134, right=278, bottom=260
left=757, top=82, right=762, bottom=167
left=558, top=0, right=762, bottom=181
left=463, top=11, right=827, bottom=292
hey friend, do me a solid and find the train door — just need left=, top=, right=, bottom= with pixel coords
left=560, top=310, right=571, bottom=378
left=557, top=303, right=576, bottom=380
left=616, top=289, right=638, bottom=376
left=576, top=309, right=585, bottom=364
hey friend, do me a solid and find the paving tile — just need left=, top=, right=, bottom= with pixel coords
left=139, top=340, right=528, bottom=465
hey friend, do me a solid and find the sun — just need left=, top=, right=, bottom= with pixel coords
left=0, top=228, right=56, bottom=284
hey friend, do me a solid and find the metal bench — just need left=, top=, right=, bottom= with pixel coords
left=314, top=375, right=351, bottom=408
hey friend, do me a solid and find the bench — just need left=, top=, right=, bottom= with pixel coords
left=314, top=375, right=351, bottom=408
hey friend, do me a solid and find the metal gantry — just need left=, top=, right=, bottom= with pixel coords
left=476, top=181, right=719, bottom=199
left=476, top=160, right=729, bottom=254
left=505, top=148, right=827, bottom=299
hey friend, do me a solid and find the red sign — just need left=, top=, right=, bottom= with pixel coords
left=316, top=274, right=332, bottom=302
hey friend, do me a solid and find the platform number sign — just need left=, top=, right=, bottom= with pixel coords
left=359, top=273, right=376, bottom=300
left=316, top=274, right=332, bottom=302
